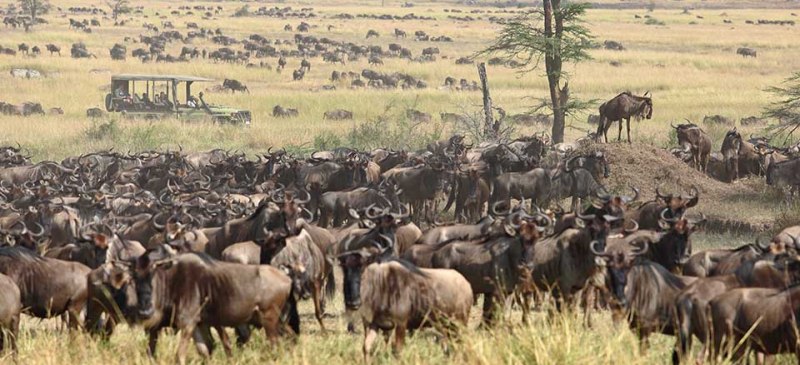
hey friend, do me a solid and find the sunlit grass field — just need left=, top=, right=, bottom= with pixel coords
left=1, top=0, right=799, bottom=363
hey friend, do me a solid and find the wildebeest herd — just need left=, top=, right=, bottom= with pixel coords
left=0, top=130, right=797, bottom=364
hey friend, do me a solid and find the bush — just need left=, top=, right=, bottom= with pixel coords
left=234, top=5, right=250, bottom=17
left=645, top=18, right=666, bottom=26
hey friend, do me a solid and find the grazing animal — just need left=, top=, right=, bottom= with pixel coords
left=360, top=259, right=472, bottom=362
left=323, top=109, right=353, bottom=121
left=366, top=29, right=379, bottom=38
left=293, top=69, right=305, bottom=81
left=46, top=44, right=61, bottom=56
left=736, top=47, right=757, bottom=58
left=132, top=248, right=299, bottom=364
left=300, top=59, right=311, bottom=72
left=671, top=122, right=712, bottom=172
left=766, top=157, right=800, bottom=202
left=273, top=105, right=299, bottom=118
left=721, top=128, right=761, bottom=182
left=0, top=246, right=90, bottom=328
left=0, top=273, right=20, bottom=355
left=222, top=79, right=249, bottom=93
left=596, top=91, right=653, bottom=143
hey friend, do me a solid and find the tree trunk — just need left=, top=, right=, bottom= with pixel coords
left=543, top=0, right=567, bottom=144
left=478, top=62, right=494, bottom=139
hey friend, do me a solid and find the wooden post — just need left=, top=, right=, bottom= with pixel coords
left=478, top=63, right=494, bottom=139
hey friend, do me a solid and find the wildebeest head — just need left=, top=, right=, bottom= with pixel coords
left=655, top=186, right=699, bottom=220
left=593, top=186, right=639, bottom=221
left=721, top=128, right=743, bottom=159
left=338, top=235, right=393, bottom=311
left=564, top=151, right=610, bottom=180
left=656, top=213, right=706, bottom=271
left=132, top=245, right=176, bottom=319
left=576, top=212, right=620, bottom=250
left=592, top=239, right=649, bottom=308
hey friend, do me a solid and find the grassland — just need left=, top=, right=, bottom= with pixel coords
left=1, top=0, right=799, bottom=364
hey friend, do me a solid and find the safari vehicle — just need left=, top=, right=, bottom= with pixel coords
left=104, top=74, right=252, bottom=124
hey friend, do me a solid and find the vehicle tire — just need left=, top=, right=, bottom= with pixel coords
left=105, top=93, right=114, bottom=112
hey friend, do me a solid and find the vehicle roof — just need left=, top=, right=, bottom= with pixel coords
left=111, top=74, right=214, bottom=82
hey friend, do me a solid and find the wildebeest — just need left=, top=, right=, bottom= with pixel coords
left=323, top=109, right=353, bottom=121
left=703, top=114, right=733, bottom=126
left=671, top=122, right=711, bottom=172
left=0, top=272, right=20, bottom=355
left=300, top=59, right=311, bottom=72
left=708, top=285, right=800, bottom=363
left=368, top=56, right=383, bottom=66
left=0, top=246, right=90, bottom=328
left=675, top=254, right=800, bottom=364
left=394, top=28, right=407, bottom=38
left=430, top=217, right=547, bottom=323
left=46, top=44, right=61, bottom=56
left=360, top=259, right=472, bottom=362
left=366, top=29, right=379, bottom=38
left=766, top=157, right=800, bottom=202
left=222, top=79, right=249, bottom=93
left=721, top=128, right=760, bottom=182
left=736, top=47, right=757, bottom=58
left=596, top=91, right=653, bottom=143
left=292, top=68, right=305, bottom=81
left=271, top=228, right=332, bottom=331
left=132, top=247, right=299, bottom=364
left=273, top=105, right=299, bottom=118
left=625, top=187, right=699, bottom=231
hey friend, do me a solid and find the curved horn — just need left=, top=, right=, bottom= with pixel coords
left=28, top=221, right=45, bottom=237
left=152, top=211, right=167, bottom=230
left=294, top=189, right=311, bottom=204
left=660, top=208, right=679, bottom=223
left=364, top=204, right=381, bottom=220
left=630, top=240, right=649, bottom=256
left=655, top=186, right=671, bottom=200
left=491, top=201, right=510, bottom=216
left=624, top=220, right=639, bottom=234
left=577, top=213, right=596, bottom=221
left=590, top=240, right=609, bottom=257
left=622, top=186, right=640, bottom=204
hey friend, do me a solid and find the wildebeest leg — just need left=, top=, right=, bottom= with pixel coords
left=8, top=312, right=19, bottom=357
left=626, top=117, right=632, bottom=143
left=261, top=306, right=282, bottom=344
left=482, top=294, right=495, bottom=326
left=363, top=324, right=379, bottom=364
left=392, top=323, right=407, bottom=357
left=147, top=328, right=160, bottom=358
left=583, top=286, right=595, bottom=328
left=216, top=326, right=233, bottom=357
left=176, top=325, right=197, bottom=365
left=234, top=325, right=251, bottom=346
left=194, top=325, right=215, bottom=357
left=313, top=281, right=326, bottom=331
left=618, top=119, right=624, bottom=142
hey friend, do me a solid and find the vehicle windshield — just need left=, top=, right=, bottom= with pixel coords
left=109, top=78, right=210, bottom=111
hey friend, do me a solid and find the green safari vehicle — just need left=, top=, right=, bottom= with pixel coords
left=104, top=74, right=252, bottom=125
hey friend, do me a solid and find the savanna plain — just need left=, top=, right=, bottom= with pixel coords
left=1, top=0, right=800, bottom=364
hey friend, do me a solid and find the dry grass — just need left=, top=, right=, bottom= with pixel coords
left=1, top=1, right=798, bottom=363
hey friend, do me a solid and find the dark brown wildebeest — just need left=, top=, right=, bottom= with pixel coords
left=85, top=261, right=138, bottom=339
left=406, top=109, right=431, bottom=123
left=366, top=29, right=379, bottom=38
left=270, top=228, right=333, bottom=331
left=318, top=184, right=398, bottom=228
left=766, top=157, right=800, bottom=203
left=702, top=114, right=734, bottom=126
left=442, top=168, right=489, bottom=223
left=0, top=272, right=20, bottom=355
left=323, top=109, right=353, bottom=121
left=624, top=187, right=699, bottom=231
left=368, top=56, right=383, bottom=66
left=671, top=122, right=712, bottom=172
left=46, top=44, right=61, bottom=56
left=0, top=246, right=90, bottom=328
left=360, top=259, right=472, bottom=362
left=300, top=59, right=311, bottom=72
left=736, top=47, right=757, bottom=58
left=222, top=79, right=249, bottom=93
left=132, top=248, right=299, bottom=364
left=431, top=216, right=548, bottom=324
left=595, top=91, right=653, bottom=143
left=681, top=240, right=771, bottom=278
left=394, top=28, right=407, bottom=38
left=277, top=56, right=287, bottom=71
left=605, top=256, right=696, bottom=351
left=674, top=254, right=800, bottom=364
left=273, top=105, right=299, bottom=118
left=708, top=285, right=800, bottom=363
left=17, top=43, right=28, bottom=55
left=721, top=128, right=761, bottom=182
left=292, top=68, right=305, bottom=81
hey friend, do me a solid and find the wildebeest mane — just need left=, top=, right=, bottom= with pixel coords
left=0, top=245, right=45, bottom=263
left=375, top=257, right=428, bottom=277
left=626, top=259, right=689, bottom=320
left=183, top=251, right=218, bottom=266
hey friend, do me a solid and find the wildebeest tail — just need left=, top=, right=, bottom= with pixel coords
left=281, top=286, right=301, bottom=335
left=324, top=263, right=336, bottom=300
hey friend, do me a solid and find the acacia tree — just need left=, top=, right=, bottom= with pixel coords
left=107, top=0, right=130, bottom=22
left=765, top=72, right=800, bottom=142
left=18, top=0, right=51, bottom=30
left=479, top=1, right=593, bottom=143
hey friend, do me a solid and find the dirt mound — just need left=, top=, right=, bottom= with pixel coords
left=577, top=143, right=775, bottom=230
